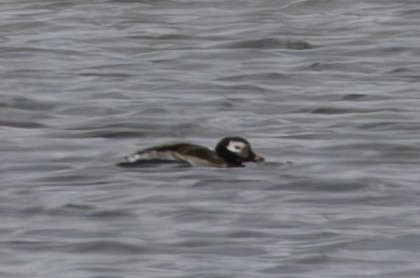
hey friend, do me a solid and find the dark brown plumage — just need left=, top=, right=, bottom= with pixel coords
left=118, top=136, right=264, bottom=168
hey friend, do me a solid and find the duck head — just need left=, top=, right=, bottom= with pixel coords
left=215, top=137, right=264, bottom=166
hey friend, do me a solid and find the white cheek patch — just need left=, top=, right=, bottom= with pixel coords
left=226, top=141, right=247, bottom=153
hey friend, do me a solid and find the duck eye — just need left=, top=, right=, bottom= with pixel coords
left=234, top=146, right=241, bottom=150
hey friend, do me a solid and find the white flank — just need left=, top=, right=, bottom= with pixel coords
left=124, top=150, right=181, bottom=163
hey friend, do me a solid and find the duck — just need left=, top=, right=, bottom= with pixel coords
left=117, top=136, right=264, bottom=168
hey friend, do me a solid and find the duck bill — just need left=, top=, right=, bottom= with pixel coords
left=252, top=153, right=265, bottom=163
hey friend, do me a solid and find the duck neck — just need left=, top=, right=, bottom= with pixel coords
left=215, top=145, right=243, bottom=167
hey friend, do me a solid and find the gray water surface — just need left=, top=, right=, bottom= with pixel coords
left=1, top=0, right=420, bottom=277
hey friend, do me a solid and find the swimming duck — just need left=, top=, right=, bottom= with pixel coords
left=117, top=136, right=264, bottom=168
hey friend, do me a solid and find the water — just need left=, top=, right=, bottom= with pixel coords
left=1, top=0, right=420, bottom=277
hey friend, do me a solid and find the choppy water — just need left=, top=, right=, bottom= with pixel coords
left=1, top=0, right=420, bottom=277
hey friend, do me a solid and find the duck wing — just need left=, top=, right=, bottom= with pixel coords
left=118, top=143, right=227, bottom=167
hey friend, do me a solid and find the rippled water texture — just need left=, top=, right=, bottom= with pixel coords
left=1, top=0, right=420, bottom=277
